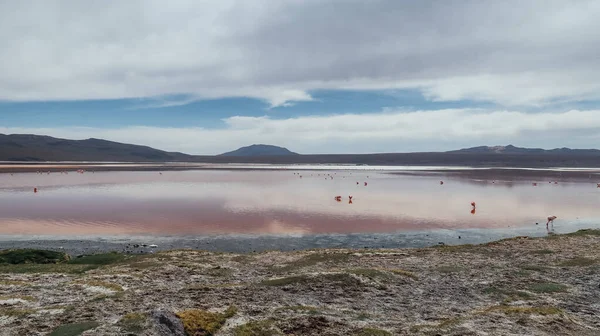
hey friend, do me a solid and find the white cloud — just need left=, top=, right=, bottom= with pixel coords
left=1, top=1, right=600, bottom=106
left=2, top=108, right=600, bottom=154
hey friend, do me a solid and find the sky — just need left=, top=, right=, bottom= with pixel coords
left=1, top=0, right=600, bottom=155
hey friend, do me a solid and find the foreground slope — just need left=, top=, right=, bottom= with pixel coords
left=0, top=230, right=599, bottom=335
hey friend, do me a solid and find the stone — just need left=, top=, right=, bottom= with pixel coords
left=151, top=310, right=185, bottom=336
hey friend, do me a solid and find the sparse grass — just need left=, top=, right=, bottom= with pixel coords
left=272, top=253, right=350, bottom=273
left=520, top=265, right=549, bottom=272
left=118, top=312, right=147, bottom=333
left=408, top=317, right=462, bottom=333
left=483, top=287, right=534, bottom=301
left=260, top=275, right=308, bottom=286
left=231, top=254, right=255, bottom=263
left=260, top=273, right=363, bottom=288
left=433, top=244, right=476, bottom=252
left=0, top=263, right=95, bottom=274
left=233, top=320, right=282, bottom=336
left=529, top=282, right=567, bottom=293
left=347, top=268, right=391, bottom=280
left=436, top=265, right=465, bottom=273
left=277, top=305, right=320, bottom=315
left=176, top=306, right=237, bottom=336
left=48, top=322, right=100, bottom=336
left=0, top=308, right=35, bottom=317
left=484, top=305, right=562, bottom=316
left=355, top=327, right=392, bottom=336
left=531, top=249, right=554, bottom=255
left=387, top=269, right=418, bottom=280
left=0, top=279, right=29, bottom=286
left=356, top=312, right=372, bottom=320
left=68, top=252, right=129, bottom=265
left=0, top=295, right=35, bottom=302
left=559, top=257, right=597, bottom=267
left=75, top=280, right=124, bottom=292
left=0, top=249, right=70, bottom=264
left=563, top=229, right=600, bottom=237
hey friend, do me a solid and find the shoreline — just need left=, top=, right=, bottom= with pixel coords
left=0, top=223, right=597, bottom=257
left=1, top=229, right=599, bottom=335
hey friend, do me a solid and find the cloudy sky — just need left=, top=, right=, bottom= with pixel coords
left=1, top=0, right=600, bottom=154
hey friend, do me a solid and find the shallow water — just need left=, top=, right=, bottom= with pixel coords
left=0, top=169, right=599, bottom=238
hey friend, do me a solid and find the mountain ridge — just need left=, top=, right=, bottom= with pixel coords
left=449, top=144, right=600, bottom=155
left=218, top=144, right=299, bottom=157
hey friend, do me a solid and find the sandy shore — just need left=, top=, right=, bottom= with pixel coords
left=1, top=229, right=599, bottom=335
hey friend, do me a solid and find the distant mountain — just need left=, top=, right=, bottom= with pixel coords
left=0, top=134, right=192, bottom=162
left=449, top=145, right=600, bottom=156
left=219, top=144, right=299, bottom=157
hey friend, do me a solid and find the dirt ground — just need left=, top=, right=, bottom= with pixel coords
left=1, top=229, right=599, bottom=336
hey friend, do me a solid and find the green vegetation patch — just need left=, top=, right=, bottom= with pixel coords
left=0, top=308, right=35, bottom=317
left=233, top=320, right=282, bottom=336
left=118, top=312, right=147, bottom=334
left=176, top=306, right=237, bottom=336
left=529, top=282, right=567, bottom=293
left=0, top=279, right=29, bottom=286
left=559, top=257, right=597, bottom=267
left=485, top=305, right=562, bottom=316
left=0, top=263, right=94, bottom=274
left=531, top=249, right=555, bottom=255
left=355, top=327, right=392, bottom=336
left=273, top=253, right=350, bottom=273
left=68, top=252, right=129, bottom=265
left=48, top=321, right=100, bottom=336
left=0, top=249, right=69, bottom=264
left=347, top=268, right=391, bottom=281
left=483, top=287, right=534, bottom=301
left=520, top=265, right=549, bottom=272
left=563, top=229, right=600, bottom=237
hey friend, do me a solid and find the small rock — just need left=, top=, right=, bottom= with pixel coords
left=152, top=310, right=186, bottom=336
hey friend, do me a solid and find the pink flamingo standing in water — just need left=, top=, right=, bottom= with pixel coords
left=546, top=216, right=557, bottom=227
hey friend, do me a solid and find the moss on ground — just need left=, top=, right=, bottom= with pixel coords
left=233, top=320, right=282, bottom=336
left=0, top=249, right=70, bottom=264
left=528, top=282, right=568, bottom=293
left=48, top=322, right=100, bottom=336
left=176, top=306, right=237, bottom=336
left=118, top=312, right=147, bottom=333
left=272, top=253, right=350, bottom=273
left=559, top=257, right=597, bottom=267
left=355, top=327, right=392, bottom=336
left=484, top=305, right=562, bottom=316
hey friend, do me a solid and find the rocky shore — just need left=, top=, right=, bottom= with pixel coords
left=1, top=229, right=599, bottom=335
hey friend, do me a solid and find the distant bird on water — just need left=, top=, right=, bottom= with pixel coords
left=546, top=216, right=557, bottom=226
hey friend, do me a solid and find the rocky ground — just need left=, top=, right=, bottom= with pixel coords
left=0, top=230, right=599, bottom=336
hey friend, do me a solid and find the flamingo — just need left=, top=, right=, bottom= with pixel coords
left=34, top=188, right=38, bottom=193
left=470, top=202, right=476, bottom=207
left=440, top=181, right=444, bottom=185
left=334, top=196, right=342, bottom=202
left=364, top=182, right=368, bottom=186
left=349, top=196, right=353, bottom=204
left=532, top=183, right=537, bottom=186
left=546, top=216, right=557, bottom=226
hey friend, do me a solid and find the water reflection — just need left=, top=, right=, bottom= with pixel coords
left=0, top=169, right=599, bottom=236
